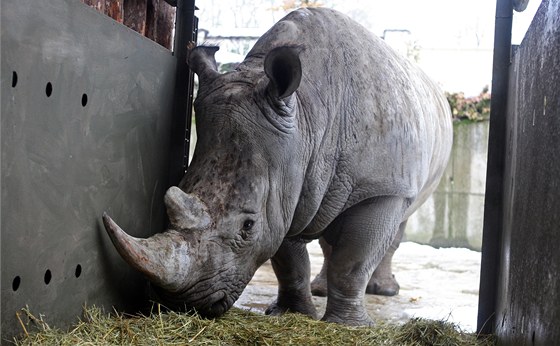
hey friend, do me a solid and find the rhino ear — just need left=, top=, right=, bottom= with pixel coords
left=264, top=46, right=303, bottom=99
left=188, top=46, right=220, bottom=81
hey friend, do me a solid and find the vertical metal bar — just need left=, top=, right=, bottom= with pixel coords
left=186, top=16, right=198, bottom=166
left=169, top=0, right=197, bottom=186
left=477, top=0, right=513, bottom=335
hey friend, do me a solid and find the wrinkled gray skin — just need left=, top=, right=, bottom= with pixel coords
left=310, top=222, right=406, bottom=298
left=103, top=8, right=452, bottom=326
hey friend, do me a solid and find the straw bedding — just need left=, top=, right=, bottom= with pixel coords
left=14, top=305, right=494, bottom=345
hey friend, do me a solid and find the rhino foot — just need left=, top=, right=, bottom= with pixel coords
left=366, top=274, right=400, bottom=296
left=310, top=275, right=328, bottom=297
left=264, top=300, right=287, bottom=316
left=321, top=309, right=374, bottom=327
left=265, top=297, right=317, bottom=319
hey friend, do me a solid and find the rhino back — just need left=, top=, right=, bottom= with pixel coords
left=242, top=8, right=452, bottom=236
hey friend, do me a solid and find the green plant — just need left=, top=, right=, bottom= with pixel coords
left=446, top=86, right=491, bottom=122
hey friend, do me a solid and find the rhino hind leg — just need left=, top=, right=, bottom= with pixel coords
left=310, top=237, right=330, bottom=297
left=321, top=196, right=407, bottom=326
left=266, top=238, right=317, bottom=318
left=312, top=220, right=405, bottom=298
left=366, top=220, right=406, bottom=296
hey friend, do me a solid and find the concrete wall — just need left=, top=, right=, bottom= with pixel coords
left=406, top=121, right=488, bottom=251
left=494, top=0, right=560, bottom=343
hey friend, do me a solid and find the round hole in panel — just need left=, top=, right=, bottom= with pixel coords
left=46, top=82, right=53, bottom=97
left=44, top=269, right=52, bottom=285
left=75, top=264, right=82, bottom=278
left=81, top=93, right=88, bottom=107
left=12, top=71, right=18, bottom=88
left=12, top=276, right=21, bottom=291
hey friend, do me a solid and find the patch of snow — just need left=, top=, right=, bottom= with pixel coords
left=236, top=241, right=481, bottom=332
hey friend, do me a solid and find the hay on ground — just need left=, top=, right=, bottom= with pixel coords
left=13, top=305, right=495, bottom=346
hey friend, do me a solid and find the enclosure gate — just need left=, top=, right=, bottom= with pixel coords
left=478, top=0, right=560, bottom=343
left=1, top=0, right=197, bottom=341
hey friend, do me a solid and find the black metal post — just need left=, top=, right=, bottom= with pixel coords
left=169, top=0, right=197, bottom=186
left=476, top=0, right=513, bottom=335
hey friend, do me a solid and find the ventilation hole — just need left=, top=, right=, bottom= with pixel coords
left=12, top=71, right=18, bottom=88
left=44, top=269, right=52, bottom=285
left=81, top=93, right=88, bottom=107
left=75, top=264, right=82, bottom=278
left=45, top=82, right=53, bottom=97
left=12, top=276, right=21, bottom=291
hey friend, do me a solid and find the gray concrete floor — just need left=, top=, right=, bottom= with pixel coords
left=235, top=241, right=481, bottom=331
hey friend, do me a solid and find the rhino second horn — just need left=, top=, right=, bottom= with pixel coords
left=164, top=187, right=211, bottom=230
left=102, top=212, right=191, bottom=292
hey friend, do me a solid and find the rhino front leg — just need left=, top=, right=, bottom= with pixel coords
left=366, top=220, right=406, bottom=296
left=266, top=237, right=317, bottom=318
left=322, top=196, right=406, bottom=326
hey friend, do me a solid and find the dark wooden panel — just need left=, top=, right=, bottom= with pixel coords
left=494, top=0, right=560, bottom=344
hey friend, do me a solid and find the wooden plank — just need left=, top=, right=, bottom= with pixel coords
left=124, top=0, right=147, bottom=35
left=82, top=0, right=174, bottom=49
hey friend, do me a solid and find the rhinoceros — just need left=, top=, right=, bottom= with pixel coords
left=102, top=7, right=452, bottom=326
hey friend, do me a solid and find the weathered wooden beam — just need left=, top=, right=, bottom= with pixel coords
left=146, top=0, right=175, bottom=49
left=124, top=0, right=147, bottom=35
left=105, top=0, right=124, bottom=23
left=82, top=0, right=175, bottom=49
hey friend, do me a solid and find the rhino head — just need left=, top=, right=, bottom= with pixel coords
left=102, top=45, right=305, bottom=317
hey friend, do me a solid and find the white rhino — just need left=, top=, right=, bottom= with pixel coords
left=103, top=7, right=452, bottom=325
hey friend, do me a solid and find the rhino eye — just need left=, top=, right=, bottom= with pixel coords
left=242, top=219, right=254, bottom=231
left=240, top=219, right=254, bottom=241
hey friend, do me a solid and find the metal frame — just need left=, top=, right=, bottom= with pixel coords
left=169, top=0, right=198, bottom=185
left=477, top=0, right=513, bottom=335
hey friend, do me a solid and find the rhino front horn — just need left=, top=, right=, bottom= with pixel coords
left=164, top=187, right=211, bottom=231
left=102, top=212, right=191, bottom=292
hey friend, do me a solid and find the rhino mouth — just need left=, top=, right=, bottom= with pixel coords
left=205, top=291, right=232, bottom=317
left=152, top=284, right=242, bottom=318
left=188, top=290, right=237, bottom=318
left=178, top=269, right=255, bottom=317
